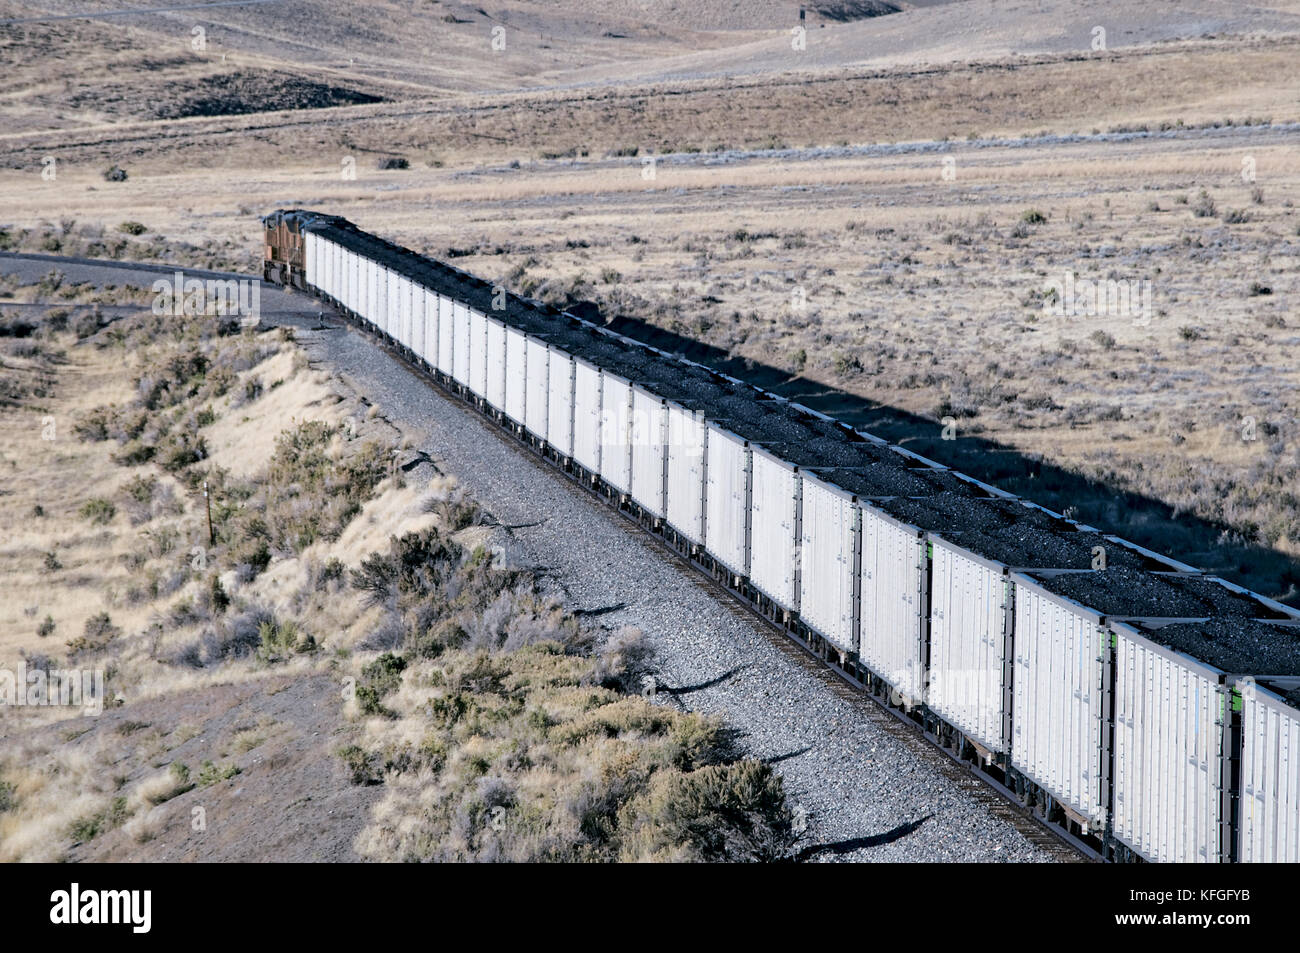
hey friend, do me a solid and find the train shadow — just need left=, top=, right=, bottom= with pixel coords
left=595, top=308, right=1300, bottom=606
left=573, top=602, right=628, bottom=618
left=660, top=664, right=751, bottom=696
left=763, top=746, right=813, bottom=766
left=792, top=815, right=934, bottom=861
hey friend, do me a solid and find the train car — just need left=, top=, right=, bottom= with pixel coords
left=468, top=309, right=489, bottom=398
left=927, top=535, right=1012, bottom=758
left=485, top=316, right=508, bottom=412
left=859, top=505, right=927, bottom=706
left=420, top=288, right=439, bottom=367
left=451, top=302, right=471, bottom=387
left=436, top=295, right=454, bottom=376
left=798, top=472, right=858, bottom=657
left=664, top=400, right=706, bottom=546
left=703, top=422, right=750, bottom=581
left=387, top=266, right=402, bottom=343
left=524, top=337, right=550, bottom=441
left=572, top=358, right=602, bottom=475
left=504, top=326, right=528, bottom=426
left=747, top=445, right=799, bottom=615
left=1109, top=622, right=1228, bottom=863
left=629, top=385, right=667, bottom=519
left=367, top=260, right=381, bottom=332
left=1008, top=572, right=1110, bottom=833
left=599, top=371, right=634, bottom=495
left=1239, top=678, right=1300, bottom=862
left=546, top=348, right=576, bottom=459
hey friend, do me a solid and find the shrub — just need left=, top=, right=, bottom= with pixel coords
left=123, top=473, right=157, bottom=504
left=236, top=379, right=262, bottom=407
left=37, top=615, right=54, bottom=639
left=196, top=760, right=240, bottom=786
left=209, top=575, right=229, bottom=615
left=620, top=760, right=793, bottom=862
left=74, top=407, right=113, bottom=441
left=1020, top=208, right=1047, bottom=224
left=355, top=652, right=407, bottom=717
left=102, top=166, right=128, bottom=182
left=376, top=156, right=409, bottom=170
left=68, top=795, right=129, bottom=843
left=112, top=440, right=155, bottom=466
left=118, top=221, right=147, bottom=235
left=590, top=627, right=652, bottom=691
left=350, top=527, right=461, bottom=605
left=258, top=422, right=388, bottom=554
left=120, top=473, right=159, bottom=524
left=73, top=312, right=101, bottom=338
left=311, top=557, right=346, bottom=593
left=142, top=763, right=196, bottom=804
left=832, top=352, right=864, bottom=377
left=68, top=612, right=121, bottom=657
left=157, top=432, right=206, bottom=471
left=187, top=605, right=273, bottom=666
left=256, top=617, right=313, bottom=663
left=68, top=814, right=102, bottom=843
left=78, top=497, right=116, bottom=525
left=229, top=535, right=271, bottom=581
left=428, top=491, right=481, bottom=531
left=337, top=744, right=383, bottom=785
left=1192, top=189, right=1216, bottom=218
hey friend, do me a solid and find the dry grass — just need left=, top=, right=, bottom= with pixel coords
left=350, top=640, right=792, bottom=862
left=0, top=297, right=403, bottom=857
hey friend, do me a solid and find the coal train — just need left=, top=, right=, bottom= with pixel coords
left=263, top=208, right=1300, bottom=863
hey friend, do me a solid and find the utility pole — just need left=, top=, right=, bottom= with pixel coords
left=203, top=480, right=215, bottom=546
